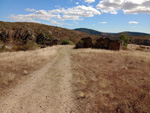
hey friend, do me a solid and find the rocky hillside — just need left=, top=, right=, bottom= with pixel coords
left=0, top=21, right=99, bottom=48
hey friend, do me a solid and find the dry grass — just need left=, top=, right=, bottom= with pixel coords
left=127, top=44, right=150, bottom=52
left=0, top=46, right=60, bottom=95
left=71, top=45, right=150, bottom=113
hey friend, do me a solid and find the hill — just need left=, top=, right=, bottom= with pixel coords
left=0, top=21, right=100, bottom=51
left=75, top=28, right=150, bottom=36
left=74, top=28, right=150, bottom=46
left=123, top=31, right=150, bottom=36
left=74, top=28, right=104, bottom=36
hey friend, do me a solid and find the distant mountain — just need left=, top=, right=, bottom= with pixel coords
left=74, top=28, right=150, bottom=36
left=74, top=28, right=103, bottom=36
left=121, top=31, right=150, bottom=36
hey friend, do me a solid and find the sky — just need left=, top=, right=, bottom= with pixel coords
left=0, top=0, right=150, bottom=33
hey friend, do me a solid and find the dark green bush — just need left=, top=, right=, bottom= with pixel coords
left=61, top=39, right=70, bottom=45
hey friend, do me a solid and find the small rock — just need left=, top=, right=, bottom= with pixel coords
left=121, top=66, right=128, bottom=70
left=23, top=70, right=28, bottom=75
left=78, top=91, right=86, bottom=99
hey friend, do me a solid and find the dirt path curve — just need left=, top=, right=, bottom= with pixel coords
left=0, top=46, right=76, bottom=113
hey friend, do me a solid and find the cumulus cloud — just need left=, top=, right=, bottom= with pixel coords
left=97, top=0, right=150, bottom=14
left=9, top=14, right=41, bottom=23
left=26, top=8, right=36, bottom=12
left=9, top=10, right=61, bottom=22
left=76, top=2, right=79, bottom=5
left=128, top=21, right=139, bottom=24
left=61, top=5, right=101, bottom=18
left=85, top=0, right=95, bottom=4
left=50, top=5, right=101, bottom=18
left=100, top=22, right=107, bottom=24
left=50, top=20, right=72, bottom=26
left=9, top=5, right=100, bottom=22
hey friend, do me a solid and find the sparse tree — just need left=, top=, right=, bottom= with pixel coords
left=119, top=33, right=130, bottom=48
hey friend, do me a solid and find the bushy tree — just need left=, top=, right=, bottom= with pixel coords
left=119, top=33, right=130, bottom=48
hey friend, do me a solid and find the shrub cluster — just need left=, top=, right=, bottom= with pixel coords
left=13, top=42, right=39, bottom=51
left=61, top=39, right=71, bottom=45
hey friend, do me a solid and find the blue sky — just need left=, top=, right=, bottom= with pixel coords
left=0, top=0, right=150, bottom=33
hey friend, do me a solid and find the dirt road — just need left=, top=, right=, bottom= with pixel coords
left=0, top=46, right=76, bottom=113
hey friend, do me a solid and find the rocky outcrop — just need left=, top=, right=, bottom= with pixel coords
left=76, top=37, right=122, bottom=50
left=75, top=40, right=84, bottom=48
left=109, top=40, right=122, bottom=50
left=36, top=33, right=59, bottom=46
left=0, top=28, right=58, bottom=46
left=75, top=37, right=93, bottom=48
left=94, top=37, right=110, bottom=49
left=14, top=29, right=35, bottom=45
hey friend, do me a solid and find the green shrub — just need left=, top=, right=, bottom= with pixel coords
left=61, top=39, right=71, bottom=45
left=119, top=33, right=130, bottom=48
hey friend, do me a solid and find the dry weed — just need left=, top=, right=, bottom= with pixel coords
left=0, top=46, right=60, bottom=95
left=72, top=45, right=150, bottom=113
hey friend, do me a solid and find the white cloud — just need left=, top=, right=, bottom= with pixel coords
left=26, top=8, right=36, bottom=12
left=9, top=14, right=41, bottom=23
left=9, top=5, right=100, bottom=22
left=97, top=0, right=150, bottom=14
left=85, top=0, right=95, bottom=4
left=9, top=9, right=61, bottom=22
left=128, top=21, right=139, bottom=24
left=50, top=20, right=72, bottom=26
left=76, top=2, right=79, bottom=5
left=50, top=5, right=101, bottom=17
left=50, top=20, right=61, bottom=25
left=62, top=15, right=81, bottom=20
left=100, top=22, right=107, bottom=24
left=61, top=5, right=101, bottom=18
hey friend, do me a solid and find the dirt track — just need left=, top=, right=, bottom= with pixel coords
left=0, top=46, right=76, bottom=113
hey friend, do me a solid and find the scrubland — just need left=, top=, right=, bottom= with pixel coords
left=0, top=46, right=59, bottom=95
left=0, top=44, right=150, bottom=113
left=72, top=44, right=150, bottom=113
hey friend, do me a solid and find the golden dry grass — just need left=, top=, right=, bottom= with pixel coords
left=0, top=46, right=60, bottom=95
left=71, top=45, right=150, bottom=113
